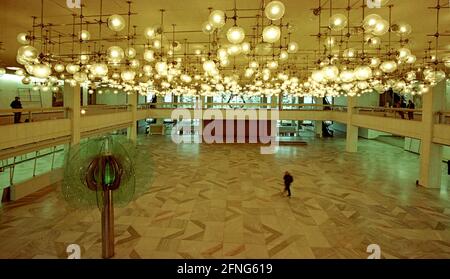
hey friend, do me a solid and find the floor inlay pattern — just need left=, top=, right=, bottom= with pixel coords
left=0, top=135, right=449, bottom=259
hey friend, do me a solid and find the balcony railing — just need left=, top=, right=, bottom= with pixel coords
left=81, top=105, right=130, bottom=116
left=355, top=106, right=423, bottom=121
left=0, top=107, right=68, bottom=126
left=436, top=111, right=450, bottom=124
left=138, top=102, right=348, bottom=111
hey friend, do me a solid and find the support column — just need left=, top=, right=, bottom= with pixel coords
left=271, top=95, right=277, bottom=110
left=346, top=96, right=358, bottom=153
left=314, top=97, right=323, bottom=138
left=64, top=83, right=81, bottom=145
left=127, top=92, right=138, bottom=142
left=418, top=80, right=446, bottom=188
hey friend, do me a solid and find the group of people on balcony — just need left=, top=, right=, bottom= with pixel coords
left=395, top=98, right=416, bottom=120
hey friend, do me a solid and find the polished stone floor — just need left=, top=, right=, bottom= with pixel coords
left=0, top=135, right=449, bottom=259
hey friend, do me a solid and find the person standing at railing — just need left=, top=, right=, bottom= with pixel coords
left=407, top=100, right=415, bottom=120
left=10, top=97, right=22, bottom=123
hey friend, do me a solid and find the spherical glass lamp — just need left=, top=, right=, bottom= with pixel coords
left=363, top=14, right=382, bottom=32
left=66, top=64, right=80, bottom=74
left=108, top=14, right=126, bottom=32
left=90, top=63, right=109, bottom=77
left=372, top=19, right=389, bottom=36
left=343, top=48, right=356, bottom=59
left=406, top=55, right=417, bottom=64
left=202, top=22, right=215, bottom=35
left=121, top=70, right=136, bottom=82
left=354, top=66, right=373, bottom=81
left=17, top=45, right=38, bottom=62
left=370, top=57, right=381, bottom=68
left=279, top=50, right=289, bottom=62
left=33, top=64, right=52, bottom=78
left=397, top=47, right=411, bottom=61
left=143, top=49, right=155, bottom=62
left=380, top=61, right=398, bottom=73
left=312, top=70, right=325, bottom=83
left=227, top=26, right=245, bottom=44
left=209, top=10, right=226, bottom=28
left=329, top=14, right=347, bottom=31
left=107, top=46, right=125, bottom=62
left=125, top=47, right=137, bottom=59
left=73, top=72, right=88, bottom=83
left=288, top=42, right=299, bottom=53
left=217, top=48, right=228, bottom=59
left=155, top=61, right=168, bottom=75
left=241, top=42, right=251, bottom=54
left=78, top=30, right=91, bottom=41
left=393, top=22, right=412, bottom=37
left=323, top=66, right=339, bottom=81
left=339, top=70, right=355, bottom=83
left=203, top=60, right=216, bottom=73
left=262, top=25, right=281, bottom=43
left=129, top=59, right=140, bottom=69
left=366, top=36, right=381, bottom=48
left=265, top=1, right=285, bottom=21
left=267, top=60, right=278, bottom=70
left=249, top=61, right=259, bottom=69
left=227, top=44, right=242, bottom=56
left=144, top=27, right=157, bottom=40
left=21, top=76, right=31, bottom=85
left=17, top=33, right=29, bottom=45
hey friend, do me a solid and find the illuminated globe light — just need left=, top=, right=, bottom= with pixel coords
left=112, top=72, right=121, bottom=79
left=363, top=14, right=382, bottom=32
left=322, top=66, right=339, bottom=81
left=244, top=68, right=254, bottom=78
left=108, top=14, right=126, bottom=32
left=312, top=70, right=325, bottom=83
left=155, top=61, right=168, bottom=75
left=217, top=48, right=228, bottom=60
left=324, top=37, right=336, bottom=48
left=121, top=70, right=136, bottom=82
left=372, top=19, right=390, bottom=36
left=406, top=55, right=417, bottom=64
left=354, top=66, right=373, bottom=81
left=144, top=27, right=157, bottom=40
left=262, top=25, right=281, bottom=43
left=209, top=10, right=226, bottom=28
left=143, top=65, right=153, bottom=74
left=279, top=50, right=289, bottom=62
left=78, top=30, right=90, bottom=41
left=339, top=70, right=355, bottom=83
left=369, top=57, right=381, bottom=68
left=227, top=44, right=242, bottom=56
left=129, top=59, right=140, bottom=69
left=288, top=42, right=299, bottom=54
left=343, top=48, right=357, bottom=59
left=202, top=21, right=215, bottom=34
left=90, top=63, right=108, bottom=77
left=108, top=46, right=125, bottom=62
left=426, top=70, right=446, bottom=83
left=17, top=33, right=29, bottom=45
left=393, top=22, right=412, bottom=37
left=365, top=35, right=381, bottom=48
left=203, top=60, right=216, bottom=73
left=66, top=64, right=80, bottom=74
left=380, top=60, right=398, bottom=73
left=265, top=1, right=285, bottom=21
left=220, top=59, right=230, bottom=67
left=153, top=40, right=162, bottom=50
left=373, top=69, right=383, bottom=77
left=227, top=26, right=246, bottom=44
left=397, top=47, right=411, bottom=61
left=143, top=49, right=155, bottom=62
left=125, top=47, right=137, bottom=59
left=73, top=72, right=88, bottom=83
left=357, top=81, right=369, bottom=90
left=181, top=74, right=192, bottom=83
left=249, top=61, right=259, bottom=69
left=394, top=80, right=406, bottom=92
left=329, top=14, right=347, bottom=31
left=15, top=69, right=25, bottom=76
left=267, top=60, right=279, bottom=70
left=32, top=64, right=52, bottom=78
left=241, top=42, right=251, bottom=54
left=17, top=45, right=38, bottom=62
left=79, top=53, right=90, bottom=64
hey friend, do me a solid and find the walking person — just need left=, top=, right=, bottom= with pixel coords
left=283, top=171, right=294, bottom=198
left=10, top=97, right=23, bottom=124
left=407, top=100, right=415, bottom=120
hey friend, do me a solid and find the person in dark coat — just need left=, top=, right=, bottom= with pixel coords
left=283, top=171, right=294, bottom=198
left=10, top=97, right=23, bottom=123
left=407, top=100, right=415, bottom=120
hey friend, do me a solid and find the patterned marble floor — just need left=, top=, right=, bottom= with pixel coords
left=0, top=135, right=449, bottom=259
